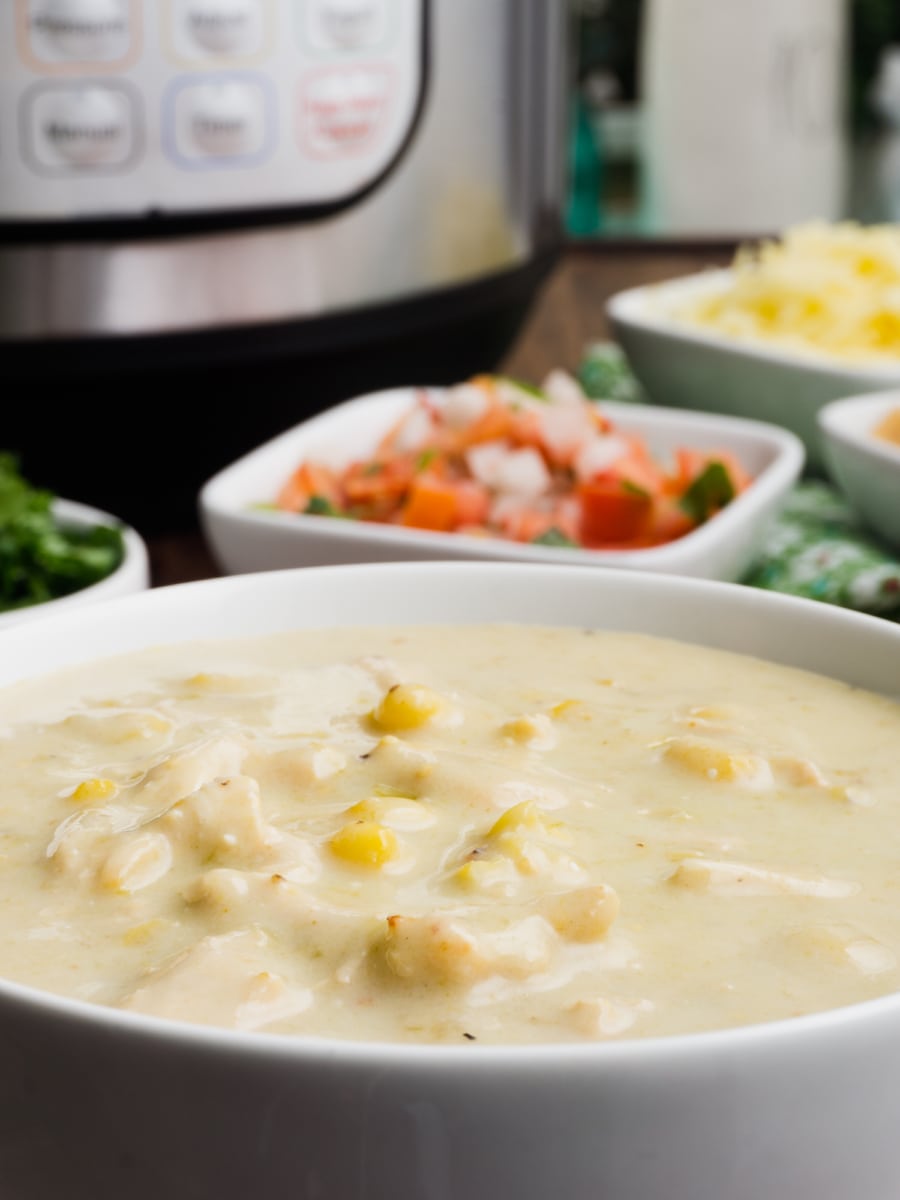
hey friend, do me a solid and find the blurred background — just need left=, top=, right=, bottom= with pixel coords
left=4, top=0, right=900, bottom=545
left=567, top=0, right=900, bottom=239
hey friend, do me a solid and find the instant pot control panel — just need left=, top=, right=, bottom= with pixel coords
left=0, top=0, right=426, bottom=223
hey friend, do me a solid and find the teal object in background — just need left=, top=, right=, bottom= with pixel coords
left=565, top=95, right=604, bottom=237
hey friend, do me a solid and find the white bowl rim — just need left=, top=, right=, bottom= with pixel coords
left=0, top=497, right=149, bottom=629
left=818, top=390, right=900, bottom=469
left=608, top=269, right=900, bottom=381
left=199, top=388, right=805, bottom=570
left=0, top=560, right=897, bottom=1068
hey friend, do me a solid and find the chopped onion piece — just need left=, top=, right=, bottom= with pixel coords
left=393, top=407, right=436, bottom=454
left=538, top=405, right=597, bottom=464
left=492, top=448, right=552, bottom=498
left=442, top=384, right=489, bottom=430
left=542, top=369, right=587, bottom=407
left=574, top=436, right=630, bottom=483
left=465, top=440, right=511, bottom=488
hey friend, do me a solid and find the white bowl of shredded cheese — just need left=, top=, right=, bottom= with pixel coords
left=609, top=223, right=900, bottom=471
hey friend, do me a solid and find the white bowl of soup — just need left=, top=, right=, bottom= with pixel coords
left=0, top=562, right=898, bottom=1200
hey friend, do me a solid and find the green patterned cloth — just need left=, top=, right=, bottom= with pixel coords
left=744, top=484, right=900, bottom=618
left=578, top=344, right=900, bottom=621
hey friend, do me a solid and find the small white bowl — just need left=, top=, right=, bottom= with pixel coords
left=199, top=387, right=804, bottom=583
left=0, top=563, right=898, bottom=1200
left=818, top=391, right=900, bottom=550
left=0, top=498, right=149, bottom=630
left=608, top=270, right=900, bottom=472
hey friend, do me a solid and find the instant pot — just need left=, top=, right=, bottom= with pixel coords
left=0, top=0, right=566, bottom=528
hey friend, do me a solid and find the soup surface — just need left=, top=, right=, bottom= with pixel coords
left=0, top=625, right=898, bottom=1045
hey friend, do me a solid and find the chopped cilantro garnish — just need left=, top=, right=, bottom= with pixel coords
left=621, top=479, right=651, bottom=499
left=415, top=448, right=438, bottom=472
left=531, top=527, right=580, bottom=549
left=497, top=376, right=548, bottom=401
left=305, top=495, right=344, bottom=518
left=0, top=453, right=124, bottom=614
left=679, top=462, right=736, bottom=523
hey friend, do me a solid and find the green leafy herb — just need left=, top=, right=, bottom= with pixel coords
left=497, top=376, right=548, bottom=401
left=621, top=479, right=651, bottom=499
left=363, top=462, right=384, bottom=477
left=679, top=462, right=736, bottom=524
left=304, top=494, right=345, bottom=518
left=415, top=448, right=438, bottom=473
left=531, top=527, right=580, bottom=549
left=0, top=454, right=124, bottom=614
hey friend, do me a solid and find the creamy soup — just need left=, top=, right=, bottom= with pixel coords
left=0, top=625, right=898, bottom=1045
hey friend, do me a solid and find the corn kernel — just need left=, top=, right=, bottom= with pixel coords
left=663, top=739, right=765, bottom=783
left=454, top=860, right=482, bottom=889
left=372, top=783, right=414, bottom=800
left=348, top=798, right=380, bottom=821
left=371, top=684, right=443, bottom=732
left=488, top=800, right=542, bottom=838
left=499, top=714, right=556, bottom=749
left=494, top=832, right=542, bottom=875
left=454, top=856, right=517, bottom=892
left=71, top=777, right=118, bottom=804
left=331, top=821, right=398, bottom=867
left=501, top=716, right=540, bottom=741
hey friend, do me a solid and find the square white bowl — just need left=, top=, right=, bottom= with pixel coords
left=818, top=391, right=900, bottom=551
left=608, top=270, right=900, bottom=473
left=199, top=387, right=804, bottom=582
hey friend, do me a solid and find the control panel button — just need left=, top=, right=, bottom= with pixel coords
left=168, top=77, right=271, bottom=163
left=305, top=0, right=388, bottom=52
left=300, top=66, right=392, bottom=158
left=27, top=0, right=132, bottom=63
left=180, top=0, right=262, bottom=56
left=25, top=84, right=137, bottom=171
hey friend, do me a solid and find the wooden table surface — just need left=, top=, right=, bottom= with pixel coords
left=149, top=241, right=734, bottom=589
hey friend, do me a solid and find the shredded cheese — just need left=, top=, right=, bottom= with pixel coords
left=677, top=222, right=900, bottom=363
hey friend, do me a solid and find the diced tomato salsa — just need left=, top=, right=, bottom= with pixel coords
left=274, top=373, right=752, bottom=550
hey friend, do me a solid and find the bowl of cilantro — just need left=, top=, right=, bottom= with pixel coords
left=0, top=455, right=149, bottom=628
